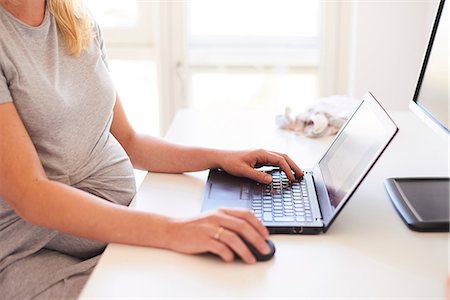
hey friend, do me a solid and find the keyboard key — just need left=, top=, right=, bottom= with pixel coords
left=263, top=212, right=273, bottom=222
left=274, top=216, right=295, bottom=222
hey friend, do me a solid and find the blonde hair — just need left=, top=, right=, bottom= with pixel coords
left=47, top=0, right=92, bottom=56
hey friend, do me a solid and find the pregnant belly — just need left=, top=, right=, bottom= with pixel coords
left=71, top=134, right=137, bottom=206
left=73, top=157, right=137, bottom=206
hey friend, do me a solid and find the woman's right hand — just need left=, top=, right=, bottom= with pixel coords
left=166, top=208, right=270, bottom=264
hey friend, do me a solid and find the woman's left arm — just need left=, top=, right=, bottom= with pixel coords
left=110, top=95, right=303, bottom=184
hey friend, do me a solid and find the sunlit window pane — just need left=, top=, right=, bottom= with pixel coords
left=108, top=60, right=159, bottom=136
left=189, top=0, right=320, bottom=38
left=190, top=72, right=317, bottom=113
left=84, top=0, right=138, bottom=28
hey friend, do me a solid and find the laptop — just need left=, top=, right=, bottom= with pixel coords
left=201, top=92, right=398, bottom=234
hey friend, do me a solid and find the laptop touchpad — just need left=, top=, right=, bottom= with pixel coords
left=210, top=183, right=247, bottom=200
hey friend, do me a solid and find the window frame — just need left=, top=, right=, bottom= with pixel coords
left=188, top=36, right=319, bottom=66
left=86, top=1, right=154, bottom=48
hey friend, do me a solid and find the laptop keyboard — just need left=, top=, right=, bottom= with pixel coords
left=251, top=170, right=313, bottom=223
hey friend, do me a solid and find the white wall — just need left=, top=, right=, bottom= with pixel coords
left=348, top=0, right=439, bottom=110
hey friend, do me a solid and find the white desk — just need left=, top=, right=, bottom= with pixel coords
left=80, top=109, right=449, bottom=299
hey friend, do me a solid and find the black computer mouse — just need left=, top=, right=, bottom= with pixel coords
left=242, top=238, right=276, bottom=262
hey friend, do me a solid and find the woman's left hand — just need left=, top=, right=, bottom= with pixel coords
left=217, top=149, right=303, bottom=185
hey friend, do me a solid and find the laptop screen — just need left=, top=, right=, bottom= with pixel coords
left=317, top=95, right=398, bottom=212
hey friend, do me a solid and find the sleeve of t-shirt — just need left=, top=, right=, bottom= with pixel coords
left=92, top=21, right=109, bottom=71
left=0, top=67, right=13, bottom=104
left=84, top=5, right=109, bottom=71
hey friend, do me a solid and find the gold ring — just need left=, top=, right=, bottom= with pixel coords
left=214, top=227, right=225, bottom=240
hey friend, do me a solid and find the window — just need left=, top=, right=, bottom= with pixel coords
left=186, top=0, right=321, bottom=113
left=84, top=1, right=347, bottom=135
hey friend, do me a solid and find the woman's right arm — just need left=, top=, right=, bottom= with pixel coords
left=0, top=102, right=175, bottom=247
left=0, top=103, right=270, bottom=263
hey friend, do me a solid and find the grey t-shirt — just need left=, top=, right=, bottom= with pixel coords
left=0, top=6, right=136, bottom=191
left=0, top=5, right=137, bottom=299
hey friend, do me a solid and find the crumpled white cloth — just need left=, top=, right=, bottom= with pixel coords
left=275, top=95, right=359, bottom=138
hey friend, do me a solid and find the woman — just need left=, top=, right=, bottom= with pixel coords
left=0, top=0, right=302, bottom=299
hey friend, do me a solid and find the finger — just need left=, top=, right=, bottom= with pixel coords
left=220, top=208, right=270, bottom=239
left=257, top=151, right=296, bottom=182
left=218, top=229, right=256, bottom=264
left=272, top=151, right=304, bottom=178
left=208, top=239, right=235, bottom=263
left=214, top=210, right=270, bottom=255
left=221, top=218, right=270, bottom=254
left=241, top=167, right=273, bottom=184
